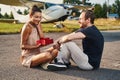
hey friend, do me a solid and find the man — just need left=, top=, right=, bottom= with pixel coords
left=47, top=10, right=104, bottom=70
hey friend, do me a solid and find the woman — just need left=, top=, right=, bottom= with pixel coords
left=20, top=5, right=58, bottom=69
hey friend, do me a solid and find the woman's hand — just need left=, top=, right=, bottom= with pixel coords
left=36, top=43, right=42, bottom=48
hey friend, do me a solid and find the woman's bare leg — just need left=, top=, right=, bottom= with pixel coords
left=31, top=49, right=58, bottom=67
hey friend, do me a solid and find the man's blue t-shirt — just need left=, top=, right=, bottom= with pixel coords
left=75, top=25, right=104, bottom=69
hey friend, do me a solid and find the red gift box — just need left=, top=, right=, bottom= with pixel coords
left=36, top=37, right=53, bottom=46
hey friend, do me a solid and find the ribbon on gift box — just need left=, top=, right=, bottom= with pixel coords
left=36, top=37, right=53, bottom=46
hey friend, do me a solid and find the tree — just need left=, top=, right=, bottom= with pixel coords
left=4, top=12, right=9, bottom=19
left=94, top=4, right=103, bottom=18
left=75, top=0, right=82, bottom=4
left=102, top=3, right=107, bottom=18
left=17, top=9, right=22, bottom=14
left=23, top=9, right=29, bottom=15
left=64, top=0, right=81, bottom=4
left=111, top=5, right=117, bottom=13
left=9, top=12, right=14, bottom=19
left=0, top=8, right=3, bottom=18
left=64, top=0, right=91, bottom=5
left=0, top=13, right=3, bottom=18
left=112, top=0, right=120, bottom=17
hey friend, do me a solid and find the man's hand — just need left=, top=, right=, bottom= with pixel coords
left=53, top=42, right=61, bottom=51
left=58, top=36, right=68, bottom=44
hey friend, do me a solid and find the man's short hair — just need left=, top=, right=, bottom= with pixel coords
left=82, top=10, right=95, bottom=24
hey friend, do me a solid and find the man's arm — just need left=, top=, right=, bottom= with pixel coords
left=58, top=32, right=86, bottom=44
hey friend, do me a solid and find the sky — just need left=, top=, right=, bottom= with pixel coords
left=88, top=0, right=115, bottom=5
left=0, top=0, right=115, bottom=15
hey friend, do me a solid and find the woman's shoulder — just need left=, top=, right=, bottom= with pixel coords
left=23, top=22, right=33, bottom=29
left=23, top=22, right=30, bottom=27
left=21, top=22, right=32, bottom=32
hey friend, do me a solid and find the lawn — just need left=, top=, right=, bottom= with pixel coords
left=0, top=22, right=23, bottom=34
left=0, top=18, right=120, bottom=34
left=0, top=22, right=78, bottom=34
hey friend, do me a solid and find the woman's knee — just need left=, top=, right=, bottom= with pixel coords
left=44, top=52, right=53, bottom=59
left=51, top=49, right=58, bottom=57
left=31, top=52, right=52, bottom=67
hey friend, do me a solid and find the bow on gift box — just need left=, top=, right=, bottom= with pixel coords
left=36, top=37, right=53, bottom=46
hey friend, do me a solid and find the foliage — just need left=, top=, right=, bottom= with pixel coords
left=102, top=3, right=107, bottom=18
left=93, top=0, right=120, bottom=18
left=64, top=0, right=80, bottom=4
left=23, top=9, right=29, bottom=15
left=0, top=0, right=120, bottom=19
left=0, top=13, right=3, bottom=18
left=112, top=0, right=120, bottom=17
left=9, top=12, right=14, bottom=19
left=17, top=9, right=22, bottom=14
left=0, top=9, right=28, bottom=19
left=64, top=0, right=90, bottom=5
left=0, top=19, right=120, bottom=34
left=3, top=13, right=9, bottom=19
left=94, top=4, right=103, bottom=18
left=71, top=8, right=80, bottom=17
left=0, top=12, right=14, bottom=19
left=110, top=5, right=116, bottom=13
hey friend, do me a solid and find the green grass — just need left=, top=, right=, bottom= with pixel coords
left=41, top=23, right=64, bottom=32
left=0, top=18, right=120, bottom=34
left=0, top=22, right=23, bottom=34
left=0, top=22, right=79, bottom=34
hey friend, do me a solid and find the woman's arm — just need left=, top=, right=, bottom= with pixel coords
left=20, top=25, right=41, bottom=50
